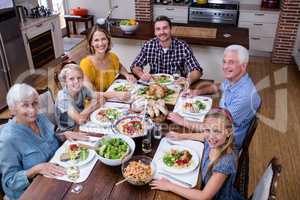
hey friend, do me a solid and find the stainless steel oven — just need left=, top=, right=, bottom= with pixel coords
left=188, top=0, right=239, bottom=26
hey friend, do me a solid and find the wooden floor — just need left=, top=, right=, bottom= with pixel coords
left=1, top=40, right=300, bottom=199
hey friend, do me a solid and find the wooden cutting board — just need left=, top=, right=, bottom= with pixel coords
left=171, top=26, right=217, bottom=39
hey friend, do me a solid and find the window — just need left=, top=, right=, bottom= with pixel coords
left=38, top=0, right=67, bottom=28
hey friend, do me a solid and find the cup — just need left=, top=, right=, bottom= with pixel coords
left=142, top=138, right=152, bottom=153
left=152, top=124, right=162, bottom=140
left=67, top=166, right=80, bottom=181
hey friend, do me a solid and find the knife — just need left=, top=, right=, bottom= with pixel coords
left=158, top=171, right=193, bottom=188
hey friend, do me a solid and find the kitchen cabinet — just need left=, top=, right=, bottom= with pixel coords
left=21, top=15, right=63, bottom=70
left=293, top=23, right=300, bottom=70
left=111, top=0, right=135, bottom=19
left=239, top=4, right=279, bottom=53
left=153, top=5, right=188, bottom=24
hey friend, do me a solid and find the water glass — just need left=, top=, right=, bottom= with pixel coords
left=67, top=166, right=80, bottom=181
left=152, top=124, right=162, bottom=140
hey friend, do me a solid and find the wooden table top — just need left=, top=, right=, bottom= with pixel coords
left=20, top=78, right=217, bottom=200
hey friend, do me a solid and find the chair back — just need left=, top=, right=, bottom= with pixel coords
left=251, top=157, right=282, bottom=200
left=38, top=87, right=56, bottom=125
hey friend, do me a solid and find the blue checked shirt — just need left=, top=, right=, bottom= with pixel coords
left=219, top=74, right=261, bottom=151
left=131, top=37, right=202, bottom=76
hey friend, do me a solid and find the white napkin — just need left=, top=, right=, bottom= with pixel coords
left=48, top=140, right=99, bottom=183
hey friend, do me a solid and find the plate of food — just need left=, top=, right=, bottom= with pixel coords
left=112, top=115, right=152, bottom=138
left=90, top=107, right=124, bottom=126
left=112, top=82, right=135, bottom=92
left=137, top=84, right=177, bottom=101
left=181, top=97, right=212, bottom=115
left=151, top=73, right=174, bottom=85
left=55, top=143, right=96, bottom=168
left=122, top=155, right=156, bottom=185
left=96, top=135, right=135, bottom=166
left=161, top=145, right=199, bottom=174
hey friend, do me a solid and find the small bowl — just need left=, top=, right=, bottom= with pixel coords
left=119, top=23, right=139, bottom=34
left=121, top=155, right=156, bottom=186
left=96, top=18, right=106, bottom=25
left=96, top=135, right=135, bottom=166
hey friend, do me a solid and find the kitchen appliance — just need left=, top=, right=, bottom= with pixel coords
left=188, top=0, right=239, bottom=26
left=261, top=0, right=280, bottom=9
left=16, top=5, right=28, bottom=23
left=0, top=1, right=30, bottom=110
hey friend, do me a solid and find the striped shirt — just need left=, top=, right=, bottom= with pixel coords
left=220, top=73, right=261, bottom=150
left=131, top=37, right=202, bottom=76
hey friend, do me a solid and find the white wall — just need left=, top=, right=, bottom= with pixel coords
left=68, top=0, right=135, bottom=19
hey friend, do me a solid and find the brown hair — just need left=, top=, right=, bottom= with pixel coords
left=154, top=15, right=172, bottom=28
left=87, top=24, right=111, bottom=54
left=205, top=108, right=235, bottom=173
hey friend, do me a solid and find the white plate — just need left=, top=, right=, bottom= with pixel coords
left=90, top=107, right=124, bottom=127
left=54, top=142, right=96, bottom=168
left=151, top=73, right=174, bottom=85
left=161, top=145, right=199, bottom=174
left=110, top=82, right=136, bottom=93
left=181, top=96, right=212, bottom=116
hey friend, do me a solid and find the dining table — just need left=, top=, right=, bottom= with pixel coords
left=19, top=78, right=216, bottom=200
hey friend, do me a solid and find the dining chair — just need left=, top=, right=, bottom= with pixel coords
left=235, top=103, right=262, bottom=197
left=38, top=87, right=57, bottom=126
left=249, top=157, right=282, bottom=200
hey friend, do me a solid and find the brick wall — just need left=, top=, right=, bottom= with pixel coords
left=135, top=0, right=152, bottom=21
left=272, top=0, right=300, bottom=64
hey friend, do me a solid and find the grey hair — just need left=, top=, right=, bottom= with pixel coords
left=58, top=63, right=83, bottom=87
left=224, top=45, right=249, bottom=65
left=6, top=83, right=39, bottom=110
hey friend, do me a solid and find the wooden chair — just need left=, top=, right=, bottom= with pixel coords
left=37, top=87, right=56, bottom=126
left=249, top=157, right=282, bottom=200
left=235, top=103, right=262, bottom=197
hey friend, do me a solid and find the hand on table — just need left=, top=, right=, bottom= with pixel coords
left=166, top=131, right=182, bottom=140
left=167, top=112, right=184, bottom=127
left=126, top=74, right=137, bottom=83
left=36, top=163, right=66, bottom=177
left=150, top=178, right=173, bottom=191
left=64, top=131, right=89, bottom=141
left=117, top=91, right=131, bottom=101
left=181, top=89, right=200, bottom=97
left=140, top=72, right=152, bottom=82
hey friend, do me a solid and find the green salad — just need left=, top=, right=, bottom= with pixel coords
left=114, top=84, right=127, bottom=92
left=163, top=151, right=181, bottom=167
left=96, top=138, right=129, bottom=160
left=154, top=75, right=172, bottom=84
left=105, top=108, right=122, bottom=121
left=194, top=100, right=206, bottom=110
left=137, top=86, right=149, bottom=95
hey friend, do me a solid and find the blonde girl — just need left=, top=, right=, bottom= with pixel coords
left=150, top=108, right=244, bottom=200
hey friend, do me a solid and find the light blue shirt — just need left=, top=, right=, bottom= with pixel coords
left=220, top=73, right=261, bottom=150
left=0, top=114, right=60, bottom=200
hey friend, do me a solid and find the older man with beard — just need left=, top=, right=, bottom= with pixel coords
left=167, top=45, right=261, bottom=151
left=131, top=15, right=203, bottom=86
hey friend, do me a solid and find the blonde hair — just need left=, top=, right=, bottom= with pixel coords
left=205, top=108, right=235, bottom=173
left=6, top=83, right=39, bottom=110
left=58, top=63, right=83, bottom=87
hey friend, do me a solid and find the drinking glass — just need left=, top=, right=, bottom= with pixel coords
left=152, top=124, right=162, bottom=140
left=142, top=138, right=152, bottom=153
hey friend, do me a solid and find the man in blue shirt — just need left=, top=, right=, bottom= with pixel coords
left=167, top=45, right=261, bottom=151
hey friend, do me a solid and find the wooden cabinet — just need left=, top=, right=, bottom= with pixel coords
left=153, top=5, right=188, bottom=24
left=239, top=4, right=279, bottom=53
left=293, top=23, right=300, bottom=69
left=21, top=15, right=63, bottom=70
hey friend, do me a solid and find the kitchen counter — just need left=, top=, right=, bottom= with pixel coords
left=20, top=14, right=59, bottom=31
left=240, top=4, right=280, bottom=12
left=108, top=20, right=249, bottom=49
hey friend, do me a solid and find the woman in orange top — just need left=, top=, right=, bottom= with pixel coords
left=80, top=25, right=136, bottom=100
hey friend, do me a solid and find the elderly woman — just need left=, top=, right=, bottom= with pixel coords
left=0, top=84, right=87, bottom=200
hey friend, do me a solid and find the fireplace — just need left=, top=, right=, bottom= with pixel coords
left=28, top=30, right=55, bottom=69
